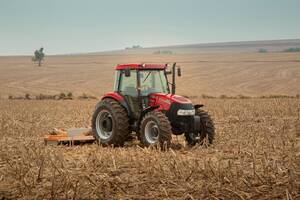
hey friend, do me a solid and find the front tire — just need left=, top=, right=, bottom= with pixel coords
left=140, top=111, right=172, bottom=149
left=185, top=109, right=215, bottom=146
left=92, top=98, right=130, bottom=146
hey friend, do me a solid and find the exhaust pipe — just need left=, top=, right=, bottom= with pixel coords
left=172, top=63, right=176, bottom=94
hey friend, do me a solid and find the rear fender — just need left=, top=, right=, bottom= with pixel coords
left=102, top=92, right=124, bottom=102
left=102, top=92, right=131, bottom=116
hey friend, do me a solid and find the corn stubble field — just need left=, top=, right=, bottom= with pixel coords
left=0, top=98, right=299, bottom=199
left=0, top=52, right=299, bottom=199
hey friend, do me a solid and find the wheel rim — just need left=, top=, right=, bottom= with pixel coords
left=95, top=110, right=113, bottom=140
left=144, top=120, right=159, bottom=144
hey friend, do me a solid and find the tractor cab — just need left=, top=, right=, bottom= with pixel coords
left=114, top=64, right=174, bottom=119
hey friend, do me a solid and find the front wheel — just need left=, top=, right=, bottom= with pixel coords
left=140, top=111, right=172, bottom=149
left=185, top=109, right=215, bottom=146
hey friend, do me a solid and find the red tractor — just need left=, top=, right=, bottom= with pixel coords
left=92, top=63, right=215, bottom=148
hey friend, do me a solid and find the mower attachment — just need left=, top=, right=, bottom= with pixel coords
left=44, top=128, right=95, bottom=145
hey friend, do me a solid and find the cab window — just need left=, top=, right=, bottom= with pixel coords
left=119, top=70, right=138, bottom=97
left=140, top=70, right=169, bottom=96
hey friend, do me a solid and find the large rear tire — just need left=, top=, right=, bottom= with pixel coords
left=92, top=98, right=130, bottom=146
left=185, top=109, right=215, bottom=146
left=140, top=111, right=172, bottom=149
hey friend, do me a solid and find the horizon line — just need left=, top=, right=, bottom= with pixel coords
left=1, top=38, right=299, bottom=57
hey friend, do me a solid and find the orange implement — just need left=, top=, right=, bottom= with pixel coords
left=44, top=128, right=95, bottom=145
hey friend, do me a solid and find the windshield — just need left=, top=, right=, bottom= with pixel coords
left=140, top=70, right=169, bottom=96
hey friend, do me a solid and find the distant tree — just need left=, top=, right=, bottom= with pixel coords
left=32, top=47, right=45, bottom=66
left=258, top=48, right=268, bottom=53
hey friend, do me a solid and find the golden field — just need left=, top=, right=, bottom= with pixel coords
left=0, top=98, right=299, bottom=199
left=0, top=52, right=299, bottom=199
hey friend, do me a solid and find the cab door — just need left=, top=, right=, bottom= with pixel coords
left=118, top=70, right=141, bottom=119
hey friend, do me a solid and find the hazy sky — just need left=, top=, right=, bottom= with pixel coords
left=0, top=0, right=299, bottom=55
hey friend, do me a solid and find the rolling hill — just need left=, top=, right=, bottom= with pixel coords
left=99, top=39, right=300, bottom=54
left=0, top=50, right=299, bottom=98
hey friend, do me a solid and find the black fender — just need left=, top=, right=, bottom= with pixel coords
left=141, top=106, right=159, bottom=117
left=137, top=106, right=159, bottom=128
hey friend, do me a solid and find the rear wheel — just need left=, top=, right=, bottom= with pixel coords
left=92, top=98, right=130, bottom=146
left=140, top=111, right=172, bottom=149
left=185, top=109, right=215, bottom=146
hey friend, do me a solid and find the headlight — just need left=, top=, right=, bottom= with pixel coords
left=177, top=109, right=195, bottom=116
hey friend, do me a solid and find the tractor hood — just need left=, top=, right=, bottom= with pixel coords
left=150, top=93, right=192, bottom=104
left=149, top=93, right=192, bottom=111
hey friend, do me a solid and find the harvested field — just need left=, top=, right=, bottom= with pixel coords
left=0, top=99, right=299, bottom=199
left=0, top=52, right=300, bottom=98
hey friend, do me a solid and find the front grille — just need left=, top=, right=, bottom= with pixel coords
left=167, top=102, right=194, bottom=121
left=166, top=102, right=194, bottom=133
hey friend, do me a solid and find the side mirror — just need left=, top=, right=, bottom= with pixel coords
left=125, top=68, right=131, bottom=77
left=177, top=67, right=181, bottom=77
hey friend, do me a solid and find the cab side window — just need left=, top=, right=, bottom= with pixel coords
left=119, top=70, right=138, bottom=97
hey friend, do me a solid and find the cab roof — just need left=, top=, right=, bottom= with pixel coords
left=115, top=63, right=167, bottom=70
